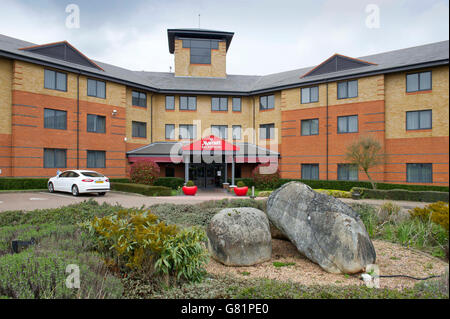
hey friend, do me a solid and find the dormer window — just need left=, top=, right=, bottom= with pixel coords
left=182, top=38, right=219, bottom=64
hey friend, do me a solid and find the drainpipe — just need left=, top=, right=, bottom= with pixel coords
left=76, top=72, right=80, bottom=170
left=252, top=96, right=256, bottom=144
left=326, top=83, right=329, bottom=180
left=150, top=94, right=153, bottom=143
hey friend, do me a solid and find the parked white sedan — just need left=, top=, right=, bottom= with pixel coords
left=47, top=170, right=110, bottom=196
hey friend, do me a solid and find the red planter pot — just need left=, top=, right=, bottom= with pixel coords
left=182, top=186, right=198, bottom=196
left=233, top=186, right=248, bottom=196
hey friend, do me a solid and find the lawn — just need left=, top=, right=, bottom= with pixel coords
left=0, top=199, right=447, bottom=299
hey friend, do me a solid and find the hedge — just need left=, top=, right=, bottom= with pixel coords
left=109, top=178, right=131, bottom=183
left=0, top=178, right=48, bottom=190
left=352, top=187, right=449, bottom=203
left=110, top=182, right=172, bottom=196
left=153, top=177, right=185, bottom=190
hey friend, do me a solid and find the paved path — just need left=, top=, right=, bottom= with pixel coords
left=0, top=190, right=430, bottom=212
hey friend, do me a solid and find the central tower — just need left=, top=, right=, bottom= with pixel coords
left=167, top=28, right=234, bottom=78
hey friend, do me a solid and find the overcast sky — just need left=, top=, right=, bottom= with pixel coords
left=0, top=0, right=448, bottom=75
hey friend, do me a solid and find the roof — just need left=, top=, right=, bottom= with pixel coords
left=167, top=28, right=234, bottom=53
left=0, top=32, right=448, bottom=95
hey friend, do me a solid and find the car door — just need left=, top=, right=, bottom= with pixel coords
left=64, top=171, right=78, bottom=192
left=54, top=171, right=69, bottom=191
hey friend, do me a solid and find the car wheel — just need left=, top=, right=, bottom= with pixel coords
left=98, top=192, right=106, bottom=196
left=48, top=182, right=54, bottom=193
left=72, top=185, right=79, bottom=196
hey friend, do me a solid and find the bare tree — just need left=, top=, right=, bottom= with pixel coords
left=345, top=135, right=384, bottom=189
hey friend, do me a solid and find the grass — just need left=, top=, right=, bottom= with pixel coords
left=273, top=262, right=295, bottom=267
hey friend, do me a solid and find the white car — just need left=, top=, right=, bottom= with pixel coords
left=47, top=170, right=110, bottom=196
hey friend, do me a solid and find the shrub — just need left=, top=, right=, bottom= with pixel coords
left=229, top=178, right=255, bottom=188
left=257, top=191, right=272, bottom=197
left=236, top=181, right=245, bottom=187
left=0, top=178, right=48, bottom=190
left=89, top=209, right=208, bottom=284
left=109, top=178, right=131, bottom=183
left=186, top=180, right=195, bottom=187
left=351, top=187, right=449, bottom=203
left=315, top=189, right=351, bottom=198
left=111, top=182, right=172, bottom=196
left=153, top=177, right=185, bottom=190
left=410, top=202, right=449, bottom=231
left=129, top=160, right=160, bottom=185
left=251, top=164, right=280, bottom=189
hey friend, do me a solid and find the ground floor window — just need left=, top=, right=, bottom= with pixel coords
left=407, top=163, right=432, bottom=183
left=337, top=164, right=358, bottom=181
left=87, top=150, right=106, bottom=168
left=44, top=148, right=66, bottom=168
left=301, top=164, right=319, bottom=180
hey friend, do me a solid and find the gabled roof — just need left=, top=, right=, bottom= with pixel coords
left=301, top=54, right=376, bottom=78
left=167, top=28, right=234, bottom=53
left=182, top=135, right=239, bottom=152
left=19, top=41, right=104, bottom=71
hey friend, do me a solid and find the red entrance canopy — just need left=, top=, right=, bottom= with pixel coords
left=182, top=135, right=240, bottom=152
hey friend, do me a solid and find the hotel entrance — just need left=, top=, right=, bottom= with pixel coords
left=189, top=163, right=225, bottom=188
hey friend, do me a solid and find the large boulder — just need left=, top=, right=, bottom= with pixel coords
left=207, top=207, right=272, bottom=266
left=267, top=182, right=376, bottom=274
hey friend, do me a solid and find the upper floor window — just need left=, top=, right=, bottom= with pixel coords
left=301, top=164, right=319, bottom=180
left=260, top=95, right=275, bottom=110
left=301, top=86, right=319, bottom=104
left=406, top=71, right=432, bottom=92
left=211, top=125, right=228, bottom=139
left=180, top=96, right=197, bottom=111
left=337, top=80, right=358, bottom=99
left=301, top=119, right=319, bottom=136
left=165, top=96, right=175, bottom=110
left=182, top=38, right=219, bottom=64
left=406, top=110, right=432, bottom=130
left=87, top=114, right=106, bottom=133
left=232, top=125, right=242, bottom=140
left=44, top=108, right=67, bottom=130
left=44, top=148, right=66, bottom=168
left=232, top=97, right=242, bottom=112
left=87, top=79, right=106, bottom=98
left=87, top=150, right=106, bottom=168
left=337, top=115, right=358, bottom=133
left=259, top=123, right=275, bottom=140
left=165, top=124, right=175, bottom=140
left=337, top=164, right=358, bottom=181
left=407, top=163, right=432, bottom=183
left=132, top=90, right=147, bottom=107
left=211, top=97, right=228, bottom=111
left=132, top=121, right=147, bottom=138
left=44, top=69, right=67, bottom=91
left=179, top=124, right=196, bottom=139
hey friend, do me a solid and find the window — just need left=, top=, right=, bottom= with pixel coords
left=44, top=148, right=66, bottom=168
left=337, top=80, right=358, bottom=99
left=87, top=114, right=106, bottom=133
left=301, top=164, right=319, bottom=180
left=406, top=71, right=432, bottom=92
left=165, top=96, right=175, bottom=110
left=211, top=97, right=228, bottom=111
left=165, top=166, right=175, bottom=177
left=132, top=121, right=147, bottom=138
left=86, top=150, right=105, bottom=168
left=81, top=171, right=104, bottom=177
left=259, top=123, right=275, bottom=140
left=407, top=163, right=432, bottom=183
left=87, top=79, right=106, bottom=98
left=165, top=124, right=175, bottom=140
left=337, top=164, right=358, bottom=181
left=132, top=90, right=147, bottom=107
left=232, top=97, right=241, bottom=112
left=406, top=110, right=432, bottom=130
left=179, top=124, right=196, bottom=139
left=337, top=115, right=358, bottom=133
left=301, top=86, right=319, bottom=103
left=260, top=95, right=275, bottom=110
left=211, top=125, right=228, bottom=139
left=180, top=96, right=197, bottom=110
left=182, top=38, right=219, bottom=64
left=44, top=69, right=67, bottom=91
left=44, top=109, right=67, bottom=130
left=232, top=125, right=241, bottom=140
left=301, top=119, right=319, bottom=136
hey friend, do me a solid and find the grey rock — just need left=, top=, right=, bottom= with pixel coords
left=207, top=207, right=272, bottom=266
left=267, top=182, right=376, bottom=274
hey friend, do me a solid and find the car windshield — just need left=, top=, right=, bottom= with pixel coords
left=81, top=172, right=104, bottom=177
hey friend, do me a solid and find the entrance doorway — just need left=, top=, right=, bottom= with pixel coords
left=189, top=163, right=225, bottom=188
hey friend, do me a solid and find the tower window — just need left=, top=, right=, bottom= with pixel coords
left=182, top=38, right=220, bottom=64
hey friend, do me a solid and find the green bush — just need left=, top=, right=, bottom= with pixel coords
left=251, top=164, right=281, bottom=189
left=109, top=178, right=131, bottom=183
left=153, top=177, right=185, bottom=190
left=410, top=202, right=449, bottom=231
left=257, top=191, right=272, bottom=197
left=229, top=178, right=255, bottom=187
left=0, top=178, right=48, bottom=190
left=315, top=189, right=351, bottom=198
left=111, top=182, right=172, bottom=196
left=236, top=181, right=245, bottom=187
left=129, top=160, right=160, bottom=185
left=351, top=187, right=449, bottom=202
left=186, top=180, right=195, bottom=187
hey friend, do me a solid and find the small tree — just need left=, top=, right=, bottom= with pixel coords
left=129, top=160, right=160, bottom=185
left=345, top=135, right=384, bottom=189
left=252, top=163, right=280, bottom=189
